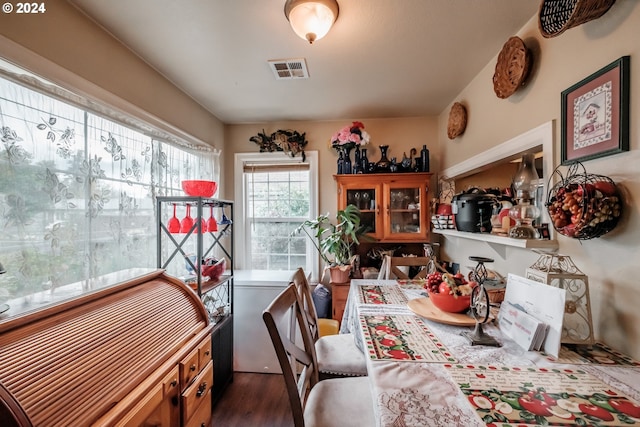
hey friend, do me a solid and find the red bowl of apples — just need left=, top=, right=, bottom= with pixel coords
left=425, top=272, right=474, bottom=313
left=181, top=180, right=218, bottom=198
left=429, top=291, right=471, bottom=313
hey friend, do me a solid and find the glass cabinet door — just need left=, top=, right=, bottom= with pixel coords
left=335, top=173, right=431, bottom=243
left=346, top=187, right=378, bottom=236
left=389, top=187, right=421, bottom=234
left=384, top=180, right=428, bottom=241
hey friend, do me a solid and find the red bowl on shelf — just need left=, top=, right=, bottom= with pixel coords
left=181, top=180, right=218, bottom=197
left=201, top=258, right=226, bottom=281
left=429, top=291, right=471, bottom=313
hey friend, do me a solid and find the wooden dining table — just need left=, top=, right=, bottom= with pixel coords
left=340, top=279, right=640, bottom=427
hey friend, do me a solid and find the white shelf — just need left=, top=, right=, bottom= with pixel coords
left=433, top=228, right=558, bottom=250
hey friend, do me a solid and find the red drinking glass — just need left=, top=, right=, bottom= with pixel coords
left=207, top=206, right=218, bottom=232
left=168, top=203, right=180, bottom=233
left=180, top=204, right=194, bottom=233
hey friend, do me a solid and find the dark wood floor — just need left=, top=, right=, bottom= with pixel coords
left=211, top=372, right=294, bottom=427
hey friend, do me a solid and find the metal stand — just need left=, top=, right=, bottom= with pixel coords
left=461, top=256, right=501, bottom=347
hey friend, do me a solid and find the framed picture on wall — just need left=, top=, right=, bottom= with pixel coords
left=561, top=56, right=630, bottom=165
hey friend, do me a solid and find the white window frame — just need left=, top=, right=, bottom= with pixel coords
left=234, top=151, right=319, bottom=279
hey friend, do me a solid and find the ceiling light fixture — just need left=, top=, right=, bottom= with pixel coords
left=284, top=0, right=339, bottom=44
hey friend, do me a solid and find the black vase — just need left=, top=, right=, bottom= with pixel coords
left=353, top=146, right=361, bottom=174
left=361, top=148, right=369, bottom=174
left=420, top=145, right=430, bottom=172
left=337, top=150, right=344, bottom=174
left=343, top=146, right=352, bottom=174
left=375, top=145, right=391, bottom=172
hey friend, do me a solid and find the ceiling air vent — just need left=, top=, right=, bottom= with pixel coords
left=268, top=58, right=309, bottom=80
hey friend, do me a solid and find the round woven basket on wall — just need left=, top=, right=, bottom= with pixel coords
left=538, top=0, right=617, bottom=38
left=492, top=36, right=532, bottom=99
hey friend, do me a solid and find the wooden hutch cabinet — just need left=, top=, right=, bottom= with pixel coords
left=335, top=172, right=433, bottom=242
left=332, top=172, right=433, bottom=323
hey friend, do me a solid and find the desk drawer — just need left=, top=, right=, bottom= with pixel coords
left=180, top=347, right=200, bottom=386
left=185, top=387, right=212, bottom=427
left=199, top=335, right=212, bottom=368
left=181, top=360, right=213, bottom=424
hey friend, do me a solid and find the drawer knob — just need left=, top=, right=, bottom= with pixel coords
left=204, top=349, right=210, bottom=356
left=190, top=364, right=197, bottom=372
left=196, top=382, right=208, bottom=397
left=170, top=379, right=177, bottom=387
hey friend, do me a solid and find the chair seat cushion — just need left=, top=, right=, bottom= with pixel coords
left=304, top=376, right=375, bottom=427
left=316, top=333, right=368, bottom=377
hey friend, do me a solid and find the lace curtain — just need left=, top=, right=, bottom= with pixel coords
left=0, top=73, right=218, bottom=305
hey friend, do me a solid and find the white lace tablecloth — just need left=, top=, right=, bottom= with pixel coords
left=342, top=280, right=640, bottom=427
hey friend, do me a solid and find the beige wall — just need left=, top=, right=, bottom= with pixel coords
left=437, top=3, right=640, bottom=358
left=0, top=0, right=224, bottom=155
left=224, top=117, right=439, bottom=218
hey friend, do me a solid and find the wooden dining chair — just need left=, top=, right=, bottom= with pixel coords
left=263, top=284, right=375, bottom=427
left=289, top=268, right=368, bottom=379
left=383, top=255, right=433, bottom=279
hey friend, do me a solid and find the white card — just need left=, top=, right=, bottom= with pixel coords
left=499, top=274, right=566, bottom=358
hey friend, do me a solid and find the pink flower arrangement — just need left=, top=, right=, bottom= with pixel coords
left=331, top=121, right=370, bottom=150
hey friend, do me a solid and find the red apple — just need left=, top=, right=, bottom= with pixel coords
left=610, top=399, right=640, bottom=418
left=439, top=282, right=451, bottom=294
left=593, top=181, right=617, bottom=196
left=519, top=395, right=553, bottom=417
left=579, top=403, right=614, bottom=421
left=387, top=349, right=411, bottom=360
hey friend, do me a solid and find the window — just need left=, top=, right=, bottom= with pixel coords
left=0, top=62, right=218, bottom=310
left=234, top=152, right=319, bottom=279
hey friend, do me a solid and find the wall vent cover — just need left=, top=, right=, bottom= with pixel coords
left=268, top=58, right=309, bottom=80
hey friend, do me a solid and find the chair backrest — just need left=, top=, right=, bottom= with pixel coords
left=263, top=284, right=319, bottom=427
left=385, top=255, right=432, bottom=279
left=290, top=268, right=321, bottom=341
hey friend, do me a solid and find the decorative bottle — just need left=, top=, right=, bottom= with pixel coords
left=375, top=145, right=391, bottom=172
left=337, top=150, right=344, bottom=174
left=343, top=147, right=352, bottom=174
left=420, top=145, right=430, bottom=172
left=353, top=146, right=361, bottom=174
left=360, top=149, right=369, bottom=174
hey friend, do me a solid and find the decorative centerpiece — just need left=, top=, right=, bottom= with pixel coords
left=424, top=271, right=476, bottom=313
left=331, top=121, right=370, bottom=174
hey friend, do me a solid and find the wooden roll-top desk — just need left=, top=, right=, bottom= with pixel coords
left=0, top=269, right=214, bottom=427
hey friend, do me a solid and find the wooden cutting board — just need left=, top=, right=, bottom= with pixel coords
left=407, top=297, right=476, bottom=326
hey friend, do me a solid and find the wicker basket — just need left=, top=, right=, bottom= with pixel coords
left=488, top=288, right=505, bottom=304
left=492, top=36, right=532, bottom=99
left=447, top=102, right=467, bottom=139
left=538, top=0, right=617, bottom=38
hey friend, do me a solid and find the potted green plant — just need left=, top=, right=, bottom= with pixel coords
left=292, top=204, right=369, bottom=283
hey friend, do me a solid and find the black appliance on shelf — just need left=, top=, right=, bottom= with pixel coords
left=452, top=189, right=499, bottom=233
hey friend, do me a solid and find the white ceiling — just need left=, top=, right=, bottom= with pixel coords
left=68, top=0, right=540, bottom=124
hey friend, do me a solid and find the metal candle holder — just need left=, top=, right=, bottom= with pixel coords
left=461, top=256, right=501, bottom=347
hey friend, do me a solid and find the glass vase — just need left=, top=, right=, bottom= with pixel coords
left=375, top=145, right=391, bottom=172
left=360, top=148, right=369, bottom=174
left=342, top=146, right=352, bottom=174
